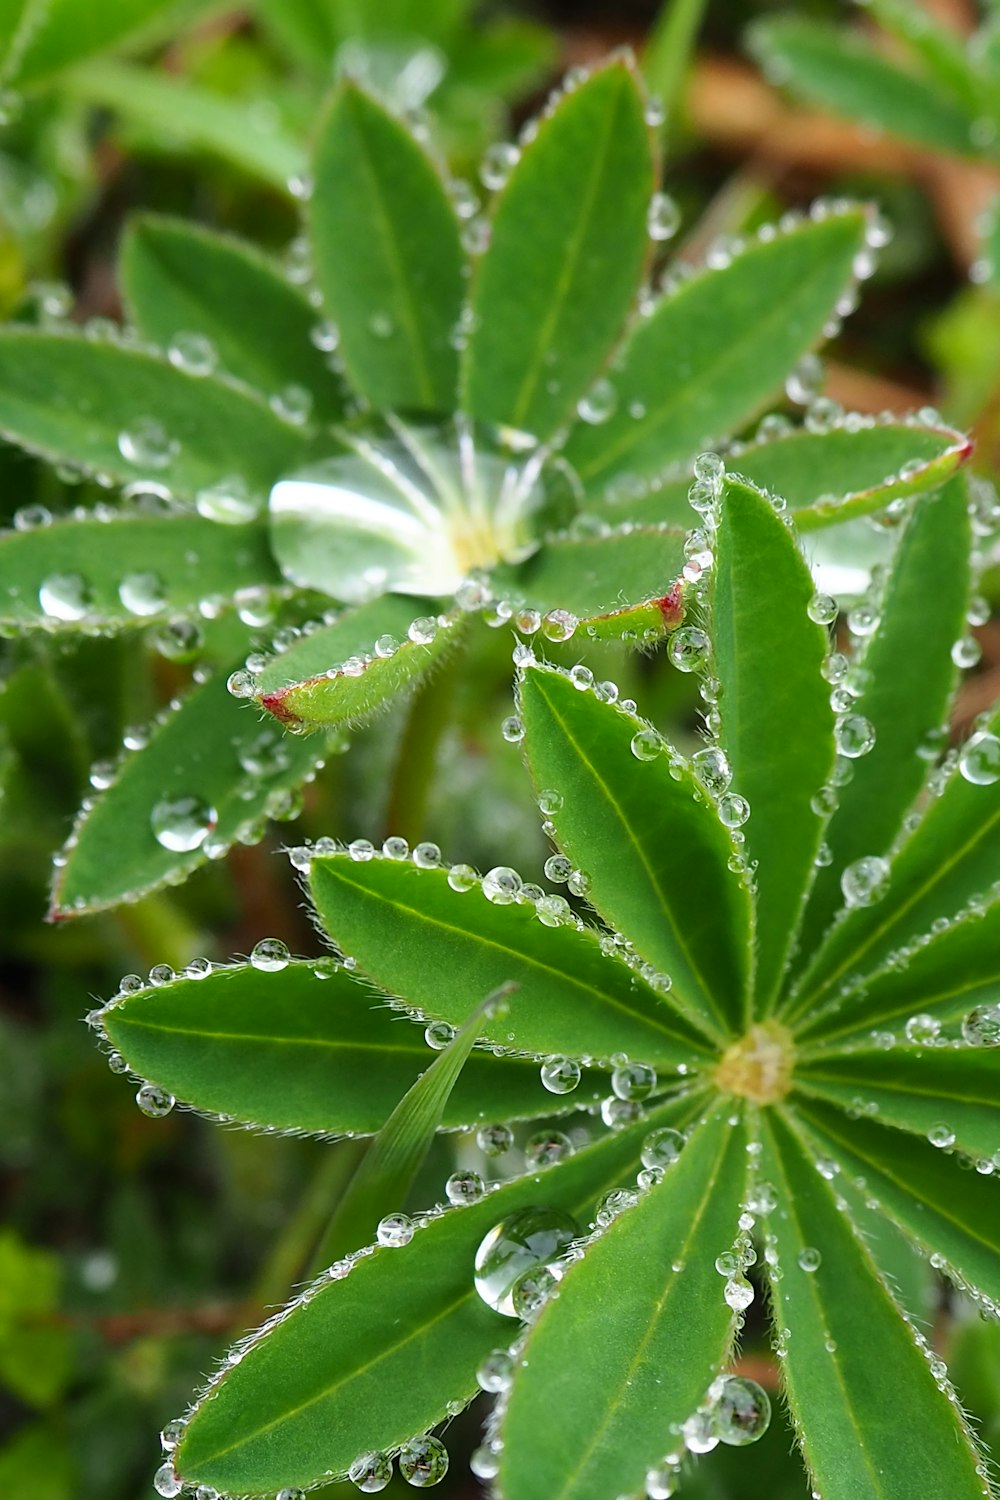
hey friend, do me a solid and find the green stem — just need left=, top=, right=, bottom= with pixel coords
left=113, top=892, right=203, bottom=973
left=382, top=640, right=465, bottom=842
left=252, top=1140, right=366, bottom=1307
left=642, top=0, right=709, bottom=140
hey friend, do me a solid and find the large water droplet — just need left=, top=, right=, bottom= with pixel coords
left=723, top=1274, right=754, bottom=1311
left=959, top=731, right=1000, bottom=786
left=474, top=1206, right=577, bottom=1317
left=668, top=625, right=711, bottom=673
left=445, top=1170, right=484, bottom=1205
left=376, top=1213, right=414, bottom=1247
left=119, top=571, right=166, bottom=617
left=711, top=1374, right=771, bottom=1445
left=195, top=475, right=262, bottom=525
left=250, top=937, right=290, bottom=972
left=150, top=795, right=217, bottom=852
left=691, top=746, right=731, bottom=795
left=136, top=1083, right=175, bottom=1118
left=962, top=1004, right=1000, bottom=1047
left=641, top=1127, right=684, bottom=1170
left=168, top=330, right=218, bottom=377
left=840, top=855, right=889, bottom=908
left=349, top=1451, right=393, bottom=1493
left=647, top=191, right=680, bottom=241
left=476, top=1123, right=513, bottom=1157
left=611, top=1060, right=656, bottom=1101
left=398, top=1435, right=448, bottom=1488
left=153, top=1464, right=183, bottom=1498
left=540, top=1055, right=581, bottom=1094
left=835, top=714, right=876, bottom=758
left=118, top=417, right=177, bottom=469
left=39, top=572, right=92, bottom=621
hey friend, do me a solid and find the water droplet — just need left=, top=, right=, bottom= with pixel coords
left=376, top=1213, right=414, bottom=1247
left=786, top=353, right=823, bottom=406
left=798, top=1247, right=822, bottom=1272
left=270, top=383, right=314, bottom=425
left=612, top=1060, right=656, bottom=1101
left=310, top=319, right=340, bottom=352
left=540, top=1055, right=581, bottom=1094
left=648, top=191, right=680, bottom=241
left=136, top=1083, right=175, bottom=1118
left=250, top=937, right=290, bottom=972
left=959, top=731, right=1000, bottom=786
left=807, top=592, right=838, bottom=625
left=383, top=836, right=409, bottom=860
left=349, top=1451, right=393, bottom=1492
left=840, top=855, right=889, bottom=908
left=160, top=1420, right=186, bottom=1452
left=836, top=715, right=876, bottom=758
left=398, top=1435, right=449, bottom=1487
left=476, top=1123, right=514, bottom=1157
left=482, top=866, right=523, bottom=904
left=423, top=1020, right=455, bottom=1051
left=474, top=1206, right=577, bottom=1316
left=928, top=1122, right=955, bottom=1149
left=447, top=863, right=478, bottom=892
left=724, top=1274, right=754, bottom=1311
left=477, top=1347, right=514, bottom=1392
left=645, top=1462, right=678, bottom=1498
left=470, top=1445, right=500, bottom=1481
left=601, top=1095, right=643, bottom=1130
left=118, top=417, right=177, bottom=469
left=904, top=1013, right=940, bottom=1045
left=668, top=626, right=711, bottom=673
left=117, top=571, right=165, bottom=616
left=540, top=608, right=578, bottom=642
left=195, top=475, right=262, bottom=525
left=631, top=728, right=663, bottom=761
left=525, top=1129, right=573, bottom=1167
left=408, top=616, right=439, bottom=645
left=712, top=1374, right=771, bottom=1445
left=168, top=330, right=218, bottom=377
left=446, top=1170, right=485, bottom=1205
left=961, top=1004, right=1000, bottom=1047
left=368, top=311, right=395, bottom=340
left=952, top=634, right=982, bottom=669
left=276, top=1489, right=305, bottom=1500
left=577, top=378, right=617, bottom=424
left=640, top=1127, right=684, bottom=1170
left=153, top=1464, right=183, bottom=1498
left=150, top=795, right=217, bottom=852
left=480, top=141, right=520, bottom=190
left=511, top=1264, right=557, bottom=1320
left=152, top=619, right=203, bottom=661
left=682, top=1410, right=719, bottom=1454
left=718, top=793, right=750, bottom=829
left=39, top=572, right=92, bottom=621
left=501, top=716, right=524, bottom=744
left=691, top=746, right=731, bottom=795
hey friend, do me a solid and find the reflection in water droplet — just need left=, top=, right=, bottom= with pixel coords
left=349, top=1452, right=393, bottom=1493
left=39, top=572, right=92, bottom=621
left=711, top=1374, right=771, bottom=1445
left=150, top=795, right=217, bottom=852
left=398, top=1435, right=449, bottom=1488
left=840, top=855, right=889, bottom=908
left=196, top=475, right=262, bottom=525
left=959, top=731, right=1000, bottom=786
left=376, top=1213, right=414, bottom=1247
left=474, top=1207, right=577, bottom=1316
left=136, top=1083, right=175, bottom=1118
left=250, top=938, right=290, bottom=972
left=962, top=1004, right=1000, bottom=1047
left=119, top=571, right=165, bottom=616
left=540, top=1055, right=581, bottom=1094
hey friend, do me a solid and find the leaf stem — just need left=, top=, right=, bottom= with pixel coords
left=382, top=645, right=464, bottom=842
left=642, top=0, right=709, bottom=139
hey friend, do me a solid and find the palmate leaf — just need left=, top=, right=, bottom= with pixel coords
left=791, top=477, right=971, bottom=975
left=462, top=59, right=654, bottom=442
left=309, top=82, right=466, bottom=413
left=499, top=1107, right=748, bottom=1500
left=52, top=656, right=331, bottom=915
left=795, top=1043, right=1000, bottom=1161
left=517, top=662, right=751, bottom=1041
left=758, top=1111, right=986, bottom=1500
left=173, top=1096, right=699, bottom=1495
left=590, top=417, right=971, bottom=531
left=121, top=216, right=345, bottom=423
left=0, top=512, right=281, bottom=634
left=747, top=17, right=980, bottom=158
left=0, top=331, right=311, bottom=501
left=97, top=961, right=583, bottom=1136
left=788, top=1098, right=1000, bottom=1307
left=308, top=852, right=711, bottom=1065
left=563, top=209, right=868, bottom=493
left=712, top=476, right=835, bottom=1011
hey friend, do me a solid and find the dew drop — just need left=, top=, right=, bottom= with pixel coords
left=525, top=1129, right=573, bottom=1167
left=668, top=625, right=711, bottom=673
left=798, top=1247, right=822, bottom=1273
left=474, top=1206, right=577, bottom=1316
left=840, top=855, right=889, bottom=908
left=150, top=795, right=217, bottom=852
left=724, top=1274, right=754, bottom=1311
left=540, top=1055, right=581, bottom=1094
left=446, top=1170, right=485, bottom=1205
left=904, top=1013, right=940, bottom=1045
left=480, top=141, right=520, bottom=190
left=39, top=572, right=91, bottom=621
left=398, top=1435, right=448, bottom=1488
left=611, top=1060, right=656, bottom=1101
left=447, top=863, right=478, bottom=892
left=952, top=634, right=981, bottom=670
left=577, top=378, right=617, bottom=424
left=961, top=1004, right=1000, bottom=1047
left=136, top=1083, right=175, bottom=1118
left=631, top=728, right=663, bottom=761
left=349, top=1451, right=393, bottom=1493
left=835, top=714, right=876, bottom=758
left=718, top=793, right=750, bottom=829
left=383, top=836, right=409, bottom=860
left=501, top=715, right=524, bottom=744
left=691, top=746, right=732, bottom=795
left=160, top=1420, right=186, bottom=1452
left=376, top=1212, right=414, bottom=1247
left=195, top=475, right=261, bottom=524
left=648, top=192, right=681, bottom=241
left=168, top=330, right=218, bottom=377
left=477, top=1347, right=514, bottom=1392
left=476, top=1123, right=514, bottom=1157
left=928, top=1122, right=955, bottom=1149
left=118, top=417, right=176, bottom=469
left=482, top=866, right=523, bottom=904
left=153, top=1464, right=183, bottom=1498
left=682, top=1410, right=719, bottom=1455
left=807, top=592, right=839, bottom=626
left=250, top=937, right=290, bottom=972
left=118, top=570, right=165, bottom=617
left=959, top=731, right=1000, bottom=786
left=541, top=609, right=577, bottom=643
left=641, top=1127, right=684, bottom=1170
left=712, top=1374, right=771, bottom=1445
left=424, top=1020, right=456, bottom=1050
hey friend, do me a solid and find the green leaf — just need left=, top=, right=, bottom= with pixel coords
left=496, top=524, right=685, bottom=640
left=62, top=60, right=306, bottom=190
left=0, top=330, right=311, bottom=501
left=795, top=1043, right=1000, bottom=1160
left=256, top=598, right=465, bottom=731
left=641, top=0, right=708, bottom=137
left=0, top=512, right=281, bottom=634
left=462, top=59, right=654, bottom=441
left=518, top=662, right=751, bottom=1041
left=309, top=851, right=712, bottom=1064
left=0, top=0, right=183, bottom=88
left=789, top=1097, right=1000, bottom=1306
left=588, top=418, right=972, bottom=531
left=792, top=480, right=971, bottom=977
left=121, top=215, right=344, bottom=422
left=790, top=698, right=1000, bottom=1023
left=309, top=82, right=465, bottom=412
left=53, top=660, right=330, bottom=915
left=863, top=0, right=984, bottom=115
left=713, top=476, right=835, bottom=1011
left=98, top=961, right=571, bottom=1135
left=564, top=210, right=868, bottom=492
left=174, top=1096, right=698, bottom=1494
left=747, top=18, right=979, bottom=157
left=808, top=900, right=1000, bottom=1047
left=499, top=1107, right=748, bottom=1500
left=312, top=984, right=512, bottom=1264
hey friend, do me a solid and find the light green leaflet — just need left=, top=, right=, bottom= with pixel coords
left=759, top=1111, right=986, bottom=1500
left=98, top=962, right=584, bottom=1136
left=499, top=1108, right=748, bottom=1500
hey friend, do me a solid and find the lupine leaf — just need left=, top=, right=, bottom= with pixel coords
left=805, top=901, right=1000, bottom=1046
left=495, top=525, right=685, bottom=638
left=564, top=211, right=868, bottom=492
left=792, top=479, right=971, bottom=979
left=312, top=985, right=510, bottom=1262
left=747, top=18, right=979, bottom=157
left=0, top=512, right=281, bottom=634
left=795, top=1044, right=999, bottom=1160
left=824, top=1165, right=934, bottom=1322
left=174, top=1096, right=702, bottom=1494
left=256, top=599, right=465, bottom=731
left=864, top=0, right=983, bottom=113
left=62, top=61, right=306, bottom=190
left=0, top=0, right=183, bottom=88
left=789, top=699, right=1000, bottom=1022
left=517, top=662, right=751, bottom=1041
left=713, top=476, right=835, bottom=1011
left=462, top=59, right=653, bottom=440
left=98, top=962, right=579, bottom=1135
left=309, top=82, right=465, bottom=412
left=121, top=215, right=345, bottom=422
left=759, top=1111, right=986, bottom=1500
left=499, top=1107, right=748, bottom=1500
left=309, top=852, right=712, bottom=1064
left=589, top=419, right=972, bottom=530
left=53, top=662, right=330, bottom=915
left=789, top=1098, right=1000, bottom=1306
left=0, top=330, right=311, bottom=501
